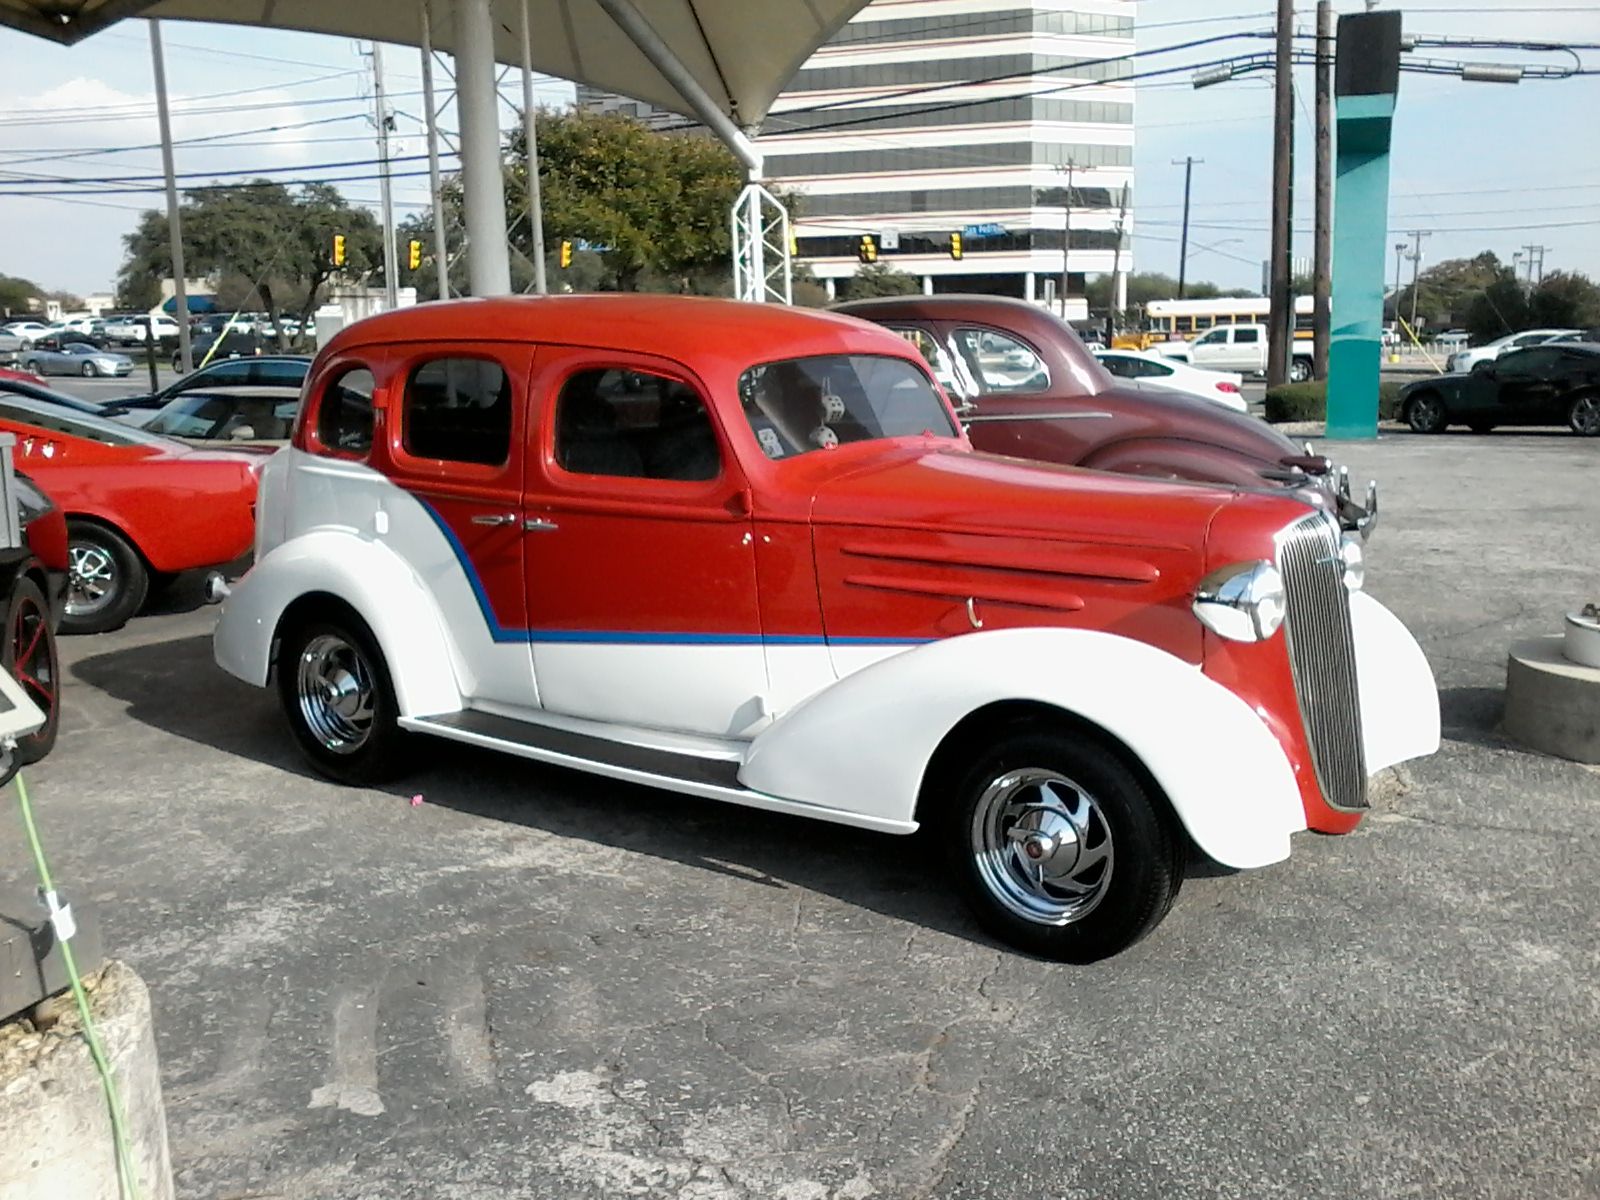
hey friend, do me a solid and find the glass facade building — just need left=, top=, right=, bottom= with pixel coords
left=757, top=0, right=1136, bottom=308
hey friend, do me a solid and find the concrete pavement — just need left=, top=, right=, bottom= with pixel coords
left=3, top=430, right=1597, bottom=1199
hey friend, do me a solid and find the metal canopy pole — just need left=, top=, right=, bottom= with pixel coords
left=148, top=18, right=192, bottom=374
left=452, top=0, right=512, bottom=296
left=372, top=42, right=399, bottom=309
left=419, top=0, right=451, bottom=300
left=520, top=0, right=547, bottom=293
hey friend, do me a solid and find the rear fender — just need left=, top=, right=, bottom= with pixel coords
left=213, top=530, right=464, bottom=717
left=741, top=627, right=1305, bottom=869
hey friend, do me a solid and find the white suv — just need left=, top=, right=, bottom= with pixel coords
left=104, top=313, right=181, bottom=345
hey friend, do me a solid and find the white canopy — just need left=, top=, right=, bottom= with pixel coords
left=0, top=0, right=867, bottom=130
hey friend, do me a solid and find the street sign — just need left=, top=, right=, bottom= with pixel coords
left=963, top=223, right=1006, bottom=238
left=879, top=228, right=900, bottom=250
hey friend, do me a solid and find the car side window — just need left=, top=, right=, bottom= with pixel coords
left=402, top=357, right=511, bottom=466
left=1098, top=355, right=1133, bottom=378
left=1233, top=328, right=1261, bottom=343
left=317, top=366, right=375, bottom=457
left=190, top=361, right=252, bottom=389
left=554, top=368, right=721, bottom=482
left=252, top=360, right=308, bottom=389
left=1194, top=328, right=1227, bottom=346
left=950, top=328, right=1049, bottom=395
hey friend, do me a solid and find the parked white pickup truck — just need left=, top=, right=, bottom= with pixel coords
left=1155, top=323, right=1314, bottom=383
left=103, top=313, right=181, bottom=346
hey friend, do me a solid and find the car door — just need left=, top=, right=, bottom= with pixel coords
left=1484, top=348, right=1566, bottom=424
left=522, top=347, right=765, bottom=738
left=1188, top=327, right=1231, bottom=369
left=377, top=343, right=540, bottom=709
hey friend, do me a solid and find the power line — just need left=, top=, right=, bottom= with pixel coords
left=0, top=69, right=364, bottom=123
left=0, top=87, right=427, bottom=128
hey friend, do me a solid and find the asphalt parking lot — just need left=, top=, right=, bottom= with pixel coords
left=5, top=429, right=1597, bottom=1199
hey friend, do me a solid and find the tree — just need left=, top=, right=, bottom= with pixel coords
left=1465, top=274, right=1530, bottom=342
left=118, top=183, right=383, bottom=346
left=837, top=261, right=920, bottom=301
left=1528, top=271, right=1600, bottom=330
left=0, top=273, right=44, bottom=317
left=1396, top=251, right=1506, bottom=330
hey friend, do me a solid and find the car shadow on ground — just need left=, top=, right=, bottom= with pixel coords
left=1437, top=684, right=1511, bottom=751
left=74, top=631, right=1245, bottom=954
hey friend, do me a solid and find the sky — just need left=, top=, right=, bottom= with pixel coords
left=0, top=1, right=1595, bottom=299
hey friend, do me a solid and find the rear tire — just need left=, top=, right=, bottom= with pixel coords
left=1568, top=391, right=1600, bottom=437
left=934, top=728, right=1182, bottom=962
left=1289, top=358, right=1312, bottom=384
left=2, top=577, right=59, bottom=778
left=20, top=359, right=38, bottom=375
left=63, top=521, right=147, bottom=635
left=277, top=613, right=411, bottom=785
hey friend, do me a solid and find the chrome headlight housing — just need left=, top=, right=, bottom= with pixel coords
left=1194, top=560, right=1286, bottom=642
left=1338, top=532, right=1365, bottom=591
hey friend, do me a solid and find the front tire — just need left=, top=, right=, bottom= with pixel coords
left=936, top=729, right=1182, bottom=962
left=277, top=615, right=410, bottom=785
left=1289, top=358, right=1312, bottom=384
left=2, top=577, right=59, bottom=778
left=63, top=521, right=147, bottom=635
left=1406, top=391, right=1448, bottom=434
left=80, top=361, right=97, bottom=377
left=1569, top=391, right=1600, bottom=437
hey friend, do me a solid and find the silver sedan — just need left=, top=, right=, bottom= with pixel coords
left=19, top=341, right=134, bottom=378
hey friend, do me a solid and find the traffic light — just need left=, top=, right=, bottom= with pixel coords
left=407, top=239, right=422, bottom=270
left=559, top=239, right=573, bottom=269
left=857, top=235, right=877, bottom=264
left=789, top=231, right=799, bottom=257
left=949, top=231, right=963, bottom=260
left=332, top=234, right=346, bottom=267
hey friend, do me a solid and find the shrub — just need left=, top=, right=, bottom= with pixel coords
left=1264, top=381, right=1403, bottom=423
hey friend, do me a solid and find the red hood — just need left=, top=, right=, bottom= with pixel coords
left=808, top=443, right=1233, bottom=542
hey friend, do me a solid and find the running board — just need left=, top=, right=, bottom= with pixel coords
left=398, top=711, right=917, bottom=836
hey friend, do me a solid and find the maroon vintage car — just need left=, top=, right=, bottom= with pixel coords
left=833, top=295, right=1375, bottom=535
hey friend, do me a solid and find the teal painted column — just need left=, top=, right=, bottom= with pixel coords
left=1326, top=13, right=1402, bottom=440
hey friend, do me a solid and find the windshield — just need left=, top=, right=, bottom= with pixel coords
left=146, top=394, right=298, bottom=440
left=737, top=354, right=956, bottom=461
left=0, top=395, right=172, bottom=447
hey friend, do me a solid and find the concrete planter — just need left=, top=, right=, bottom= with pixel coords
left=1564, top=611, right=1600, bottom=669
left=0, top=962, right=174, bottom=1200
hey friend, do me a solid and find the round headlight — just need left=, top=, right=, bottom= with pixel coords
left=1339, top=533, right=1365, bottom=591
left=1193, top=560, right=1286, bottom=642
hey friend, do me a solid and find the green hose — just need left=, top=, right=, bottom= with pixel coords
left=13, top=770, right=144, bottom=1200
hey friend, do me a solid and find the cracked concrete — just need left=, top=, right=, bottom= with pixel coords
left=2, top=432, right=1597, bottom=1198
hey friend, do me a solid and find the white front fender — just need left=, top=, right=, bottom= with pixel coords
left=1351, top=591, right=1441, bottom=772
left=741, top=628, right=1306, bottom=870
left=213, top=531, right=465, bottom=718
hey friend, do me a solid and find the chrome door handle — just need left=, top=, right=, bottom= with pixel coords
left=471, top=513, right=519, bottom=527
left=523, top=517, right=559, bottom=533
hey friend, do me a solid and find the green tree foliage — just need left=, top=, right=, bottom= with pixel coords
left=1395, top=251, right=1506, bottom=330
left=118, top=183, right=382, bottom=345
left=0, top=273, right=45, bottom=316
left=1465, top=273, right=1531, bottom=342
left=837, top=261, right=921, bottom=300
left=1528, top=271, right=1600, bottom=331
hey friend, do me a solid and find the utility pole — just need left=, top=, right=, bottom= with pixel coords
left=1110, top=182, right=1130, bottom=333
left=1405, top=230, right=1430, bottom=333
left=1312, top=0, right=1334, bottom=381
left=519, top=0, right=548, bottom=294
left=1520, top=243, right=1550, bottom=286
left=419, top=1, right=450, bottom=302
left=148, top=19, right=193, bottom=376
left=1394, top=241, right=1407, bottom=328
left=371, top=42, right=398, bottom=310
left=1266, top=0, right=1295, bottom=388
left=1058, top=159, right=1076, bottom=320
left=1172, top=156, right=1202, bottom=300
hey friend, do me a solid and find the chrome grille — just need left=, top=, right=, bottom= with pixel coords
left=1277, top=513, right=1367, bottom=810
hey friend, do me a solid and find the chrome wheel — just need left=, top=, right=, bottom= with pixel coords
left=1571, top=393, right=1600, bottom=436
left=295, top=633, right=377, bottom=754
left=66, top=542, right=118, bottom=617
left=1407, top=393, right=1446, bottom=434
left=970, top=768, right=1114, bottom=926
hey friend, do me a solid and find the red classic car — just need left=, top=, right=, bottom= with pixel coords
left=0, top=389, right=260, bottom=633
left=213, top=295, right=1437, bottom=962
left=833, top=295, right=1376, bottom=534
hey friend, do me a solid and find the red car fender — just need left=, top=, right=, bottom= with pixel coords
left=1080, top=437, right=1283, bottom=490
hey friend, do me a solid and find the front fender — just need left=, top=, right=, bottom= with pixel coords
left=741, top=628, right=1305, bottom=869
left=1081, top=437, right=1270, bottom=490
left=213, top=530, right=464, bottom=718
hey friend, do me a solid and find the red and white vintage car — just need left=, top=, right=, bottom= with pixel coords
left=213, top=296, right=1439, bottom=961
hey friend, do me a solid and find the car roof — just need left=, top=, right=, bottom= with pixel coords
left=323, top=295, right=906, bottom=367
left=831, top=293, right=1048, bottom=322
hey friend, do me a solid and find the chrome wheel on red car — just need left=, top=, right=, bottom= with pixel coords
left=63, top=520, right=148, bottom=635
left=971, top=769, right=1115, bottom=926
left=278, top=615, right=410, bottom=785
left=3, top=577, right=59, bottom=774
left=940, top=730, right=1181, bottom=963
